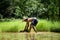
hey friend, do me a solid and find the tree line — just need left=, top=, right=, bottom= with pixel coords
left=0, top=0, right=59, bottom=20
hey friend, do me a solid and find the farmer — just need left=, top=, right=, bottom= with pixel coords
left=22, top=17, right=38, bottom=32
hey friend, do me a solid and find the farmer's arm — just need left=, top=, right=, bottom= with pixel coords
left=25, top=22, right=29, bottom=28
left=24, top=21, right=29, bottom=31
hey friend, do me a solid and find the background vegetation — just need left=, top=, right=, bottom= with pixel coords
left=0, top=19, right=60, bottom=32
left=0, top=0, right=59, bottom=20
left=0, top=0, right=60, bottom=32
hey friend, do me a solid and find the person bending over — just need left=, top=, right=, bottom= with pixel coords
left=23, top=17, right=38, bottom=32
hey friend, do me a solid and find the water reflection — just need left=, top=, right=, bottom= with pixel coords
left=25, top=33, right=36, bottom=40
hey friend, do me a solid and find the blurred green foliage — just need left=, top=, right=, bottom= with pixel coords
left=36, top=19, right=60, bottom=32
left=0, top=19, right=60, bottom=32
left=0, top=0, right=59, bottom=20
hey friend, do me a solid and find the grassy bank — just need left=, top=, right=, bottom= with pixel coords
left=0, top=19, right=60, bottom=32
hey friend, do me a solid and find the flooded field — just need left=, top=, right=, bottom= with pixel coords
left=0, top=32, right=60, bottom=40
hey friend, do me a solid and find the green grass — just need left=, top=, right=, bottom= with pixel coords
left=36, top=19, right=60, bottom=32
left=0, top=19, right=26, bottom=32
left=0, top=19, right=60, bottom=32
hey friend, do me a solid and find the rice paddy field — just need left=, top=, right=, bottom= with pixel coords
left=0, top=19, right=60, bottom=40
left=0, top=32, right=60, bottom=40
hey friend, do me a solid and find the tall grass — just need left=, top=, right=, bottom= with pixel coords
left=0, top=19, right=60, bottom=32
left=36, top=19, right=60, bottom=32
left=0, top=19, right=26, bottom=32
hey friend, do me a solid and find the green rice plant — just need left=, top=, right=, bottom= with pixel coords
left=50, top=21, right=60, bottom=32
left=0, top=19, right=60, bottom=32
left=36, top=20, right=51, bottom=31
left=36, top=19, right=60, bottom=32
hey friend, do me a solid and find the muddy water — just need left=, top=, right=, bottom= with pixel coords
left=0, top=32, right=60, bottom=40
